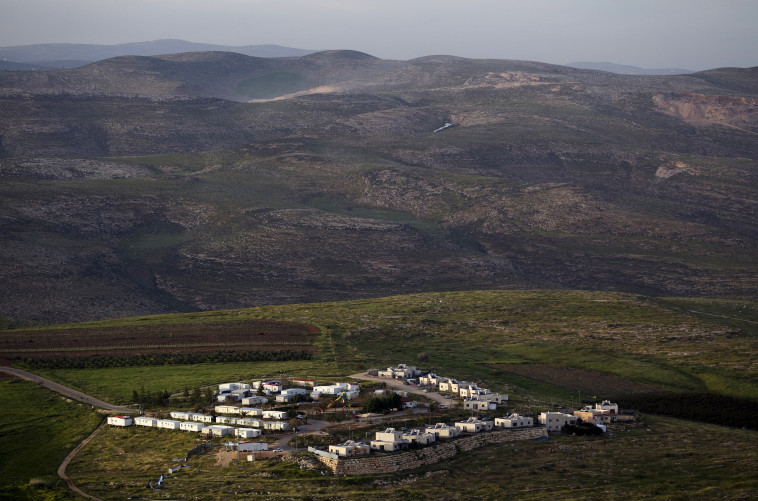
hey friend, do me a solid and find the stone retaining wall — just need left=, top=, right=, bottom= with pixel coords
left=317, top=427, right=547, bottom=475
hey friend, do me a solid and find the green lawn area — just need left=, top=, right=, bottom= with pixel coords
left=0, top=379, right=101, bottom=499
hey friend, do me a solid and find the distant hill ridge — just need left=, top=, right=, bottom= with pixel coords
left=567, top=61, right=695, bottom=75
left=0, top=45, right=757, bottom=323
left=0, top=39, right=319, bottom=69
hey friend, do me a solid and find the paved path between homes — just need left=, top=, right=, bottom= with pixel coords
left=57, top=420, right=107, bottom=501
left=0, top=366, right=135, bottom=414
left=273, top=419, right=330, bottom=451
left=348, top=371, right=459, bottom=408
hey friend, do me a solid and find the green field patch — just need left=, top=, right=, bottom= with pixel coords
left=33, top=359, right=325, bottom=404
left=0, top=380, right=101, bottom=488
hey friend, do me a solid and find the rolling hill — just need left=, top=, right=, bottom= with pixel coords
left=0, top=39, right=318, bottom=68
left=0, top=51, right=756, bottom=324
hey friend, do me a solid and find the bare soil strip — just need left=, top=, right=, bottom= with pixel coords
left=57, top=420, right=107, bottom=501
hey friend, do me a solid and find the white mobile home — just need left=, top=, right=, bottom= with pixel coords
left=215, top=405, right=241, bottom=415
left=237, top=441, right=268, bottom=452
left=202, top=425, right=235, bottom=437
left=263, top=420, right=291, bottom=431
left=158, top=419, right=181, bottom=430
left=237, top=418, right=264, bottom=428
left=262, top=380, right=282, bottom=393
left=107, top=416, right=133, bottom=427
left=180, top=421, right=204, bottom=432
left=241, top=396, right=268, bottom=406
left=134, top=417, right=158, bottom=428
left=235, top=428, right=262, bottom=439
left=219, top=382, right=251, bottom=392
left=170, top=411, right=192, bottom=421
left=262, top=410, right=288, bottom=420
left=189, top=413, right=214, bottom=423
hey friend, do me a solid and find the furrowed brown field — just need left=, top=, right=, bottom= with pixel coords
left=0, top=319, right=319, bottom=365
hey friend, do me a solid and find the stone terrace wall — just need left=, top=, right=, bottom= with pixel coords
left=318, top=427, right=547, bottom=476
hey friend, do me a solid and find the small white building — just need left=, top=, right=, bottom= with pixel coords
left=188, top=413, right=213, bottom=423
left=134, top=416, right=158, bottom=428
left=241, top=396, right=268, bottom=406
left=402, top=429, right=436, bottom=445
left=276, top=393, right=301, bottom=403
left=180, top=421, right=204, bottom=432
left=455, top=417, right=489, bottom=433
left=237, top=418, right=264, bottom=428
left=292, top=378, right=315, bottom=387
left=262, top=380, right=282, bottom=393
left=370, top=428, right=408, bottom=452
left=263, top=420, right=291, bottom=431
left=378, top=364, right=419, bottom=379
left=170, top=411, right=192, bottom=421
left=463, top=399, right=491, bottom=412
left=235, top=428, right=262, bottom=439
left=329, top=440, right=371, bottom=457
left=215, top=416, right=236, bottom=425
left=573, top=407, right=614, bottom=425
left=419, top=372, right=443, bottom=387
left=458, top=384, right=481, bottom=398
left=425, top=422, right=460, bottom=439
left=281, top=388, right=308, bottom=396
left=107, top=416, right=133, bottom=427
left=219, top=382, right=251, bottom=392
left=215, top=405, right=241, bottom=415
left=237, top=441, right=268, bottom=452
left=158, top=419, right=181, bottom=430
left=473, top=392, right=507, bottom=404
left=495, top=413, right=533, bottom=429
left=539, top=412, right=578, bottom=432
left=239, top=407, right=263, bottom=417
left=438, top=379, right=456, bottom=393
left=202, top=425, right=235, bottom=437
left=262, top=410, right=288, bottom=420
left=595, top=400, right=619, bottom=414
left=313, top=384, right=345, bottom=395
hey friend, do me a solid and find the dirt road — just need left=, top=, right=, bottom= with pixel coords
left=348, top=371, right=458, bottom=407
left=0, top=366, right=135, bottom=413
left=57, top=420, right=106, bottom=501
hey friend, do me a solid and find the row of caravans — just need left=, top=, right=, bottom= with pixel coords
left=107, top=414, right=290, bottom=435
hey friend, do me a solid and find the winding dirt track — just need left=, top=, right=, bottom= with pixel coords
left=0, top=366, right=133, bottom=500
left=0, top=366, right=134, bottom=413
left=57, top=421, right=106, bottom=501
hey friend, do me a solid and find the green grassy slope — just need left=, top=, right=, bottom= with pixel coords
left=2, top=289, right=757, bottom=499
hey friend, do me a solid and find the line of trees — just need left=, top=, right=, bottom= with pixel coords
left=362, top=393, right=403, bottom=414
left=19, top=349, right=313, bottom=369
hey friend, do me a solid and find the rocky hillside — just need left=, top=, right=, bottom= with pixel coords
left=0, top=51, right=756, bottom=324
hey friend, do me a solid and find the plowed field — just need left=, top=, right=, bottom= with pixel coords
left=0, top=320, right=319, bottom=364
